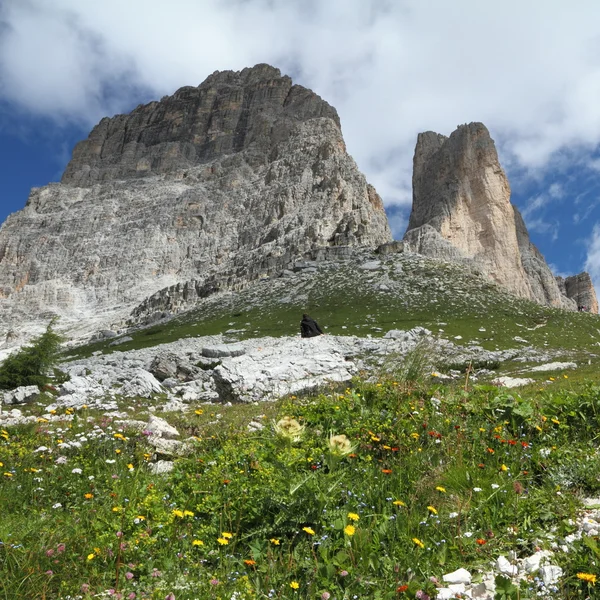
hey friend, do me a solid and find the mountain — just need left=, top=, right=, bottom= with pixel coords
left=403, top=122, right=597, bottom=312
left=0, top=64, right=391, bottom=344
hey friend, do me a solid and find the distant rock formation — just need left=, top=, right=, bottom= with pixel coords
left=404, top=122, right=596, bottom=313
left=563, top=273, right=599, bottom=313
left=0, top=64, right=392, bottom=340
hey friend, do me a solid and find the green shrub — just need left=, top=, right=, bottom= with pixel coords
left=0, top=321, right=63, bottom=389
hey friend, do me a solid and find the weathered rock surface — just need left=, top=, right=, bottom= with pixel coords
left=0, top=64, right=391, bottom=343
left=404, top=122, right=592, bottom=312
left=564, top=272, right=599, bottom=312
left=2, top=385, right=40, bottom=405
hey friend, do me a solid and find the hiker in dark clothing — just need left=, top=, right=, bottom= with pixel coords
left=300, top=314, right=323, bottom=338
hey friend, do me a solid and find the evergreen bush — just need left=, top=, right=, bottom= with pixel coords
left=0, top=321, right=63, bottom=389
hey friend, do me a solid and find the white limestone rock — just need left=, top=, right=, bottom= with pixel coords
left=3, top=385, right=40, bottom=405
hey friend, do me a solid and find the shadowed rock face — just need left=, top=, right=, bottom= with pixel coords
left=564, top=273, right=599, bottom=313
left=404, top=122, right=592, bottom=311
left=0, top=64, right=392, bottom=341
left=62, top=64, right=341, bottom=186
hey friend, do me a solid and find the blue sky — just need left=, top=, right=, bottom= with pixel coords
left=3, top=0, right=600, bottom=289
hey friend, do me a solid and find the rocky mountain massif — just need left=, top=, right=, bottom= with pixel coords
left=403, top=122, right=597, bottom=311
left=0, top=65, right=596, bottom=349
left=0, top=64, right=391, bottom=344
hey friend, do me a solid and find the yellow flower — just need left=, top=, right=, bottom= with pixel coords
left=563, top=374, right=568, bottom=379
left=84, top=493, right=94, bottom=499
left=172, top=509, right=184, bottom=518
left=549, top=377, right=555, bottom=381
left=427, top=506, right=438, bottom=515
left=87, top=553, right=95, bottom=561
left=393, top=500, right=405, bottom=506
left=371, top=436, right=381, bottom=442
left=112, top=507, right=122, bottom=513
left=328, top=433, right=354, bottom=456
left=344, top=525, right=356, bottom=536
left=135, top=515, right=145, bottom=521
left=0, top=462, right=3, bottom=467
left=270, top=538, right=280, bottom=545
left=551, top=418, right=560, bottom=425
left=535, top=425, right=543, bottom=432
left=273, top=416, right=305, bottom=441
left=217, top=537, right=229, bottom=545
left=302, top=527, right=315, bottom=535
left=222, top=532, right=233, bottom=539
left=577, top=572, right=596, bottom=585
left=500, top=464, right=508, bottom=472
left=435, top=486, right=446, bottom=493
left=37, top=418, right=49, bottom=423
left=3, top=472, right=13, bottom=477
left=192, top=539, right=204, bottom=546
left=127, top=463, right=134, bottom=470
left=290, top=581, right=300, bottom=589
left=115, top=449, right=121, bottom=454
left=347, top=512, right=360, bottom=522
left=195, top=409, right=204, bottom=415
left=183, top=510, right=195, bottom=517
left=412, top=537, right=424, bottom=548
left=410, top=432, right=420, bottom=439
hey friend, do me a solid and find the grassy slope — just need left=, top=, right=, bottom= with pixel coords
left=64, top=252, right=600, bottom=364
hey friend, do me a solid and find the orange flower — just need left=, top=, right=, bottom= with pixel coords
left=397, top=584, right=409, bottom=592
left=381, top=469, right=392, bottom=474
left=243, top=559, right=256, bottom=566
left=476, top=538, right=487, bottom=545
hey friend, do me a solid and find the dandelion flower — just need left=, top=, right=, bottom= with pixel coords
left=127, top=464, right=134, bottom=470
left=87, top=553, right=95, bottom=561
left=412, top=538, right=424, bottom=548
left=577, top=572, right=596, bottom=585
left=222, top=532, right=233, bottom=539
left=290, top=581, right=300, bottom=589
left=427, top=506, right=438, bottom=515
left=270, top=538, right=280, bottom=545
left=347, top=512, right=360, bottom=521
left=192, top=539, right=204, bottom=546
left=393, top=500, right=405, bottom=506
left=172, top=509, right=184, bottom=518
left=183, top=510, right=195, bottom=517
left=500, top=464, right=508, bottom=472
left=435, top=486, right=446, bottom=493
left=344, top=525, right=356, bottom=536
left=302, top=527, right=315, bottom=535
left=217, top=537, right=229, bottom=545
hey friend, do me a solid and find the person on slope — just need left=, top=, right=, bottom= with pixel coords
left=300, top=314, right=323, bottom=338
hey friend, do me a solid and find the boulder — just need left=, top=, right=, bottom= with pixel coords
left=3, top=385, right=40, bottom=405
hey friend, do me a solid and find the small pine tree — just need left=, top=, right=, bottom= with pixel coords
left=0, top=321, right=63, bottom=390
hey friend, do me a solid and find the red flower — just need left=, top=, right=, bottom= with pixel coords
left=396, top=584, right=409, bottom=593
left=521, top=441, right=529, bottom=448
left=382, top=469, right=393, bottom=474
left=476, top=538, right=487, bottom=546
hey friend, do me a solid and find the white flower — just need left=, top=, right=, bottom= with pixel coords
left=448, top=512, right=459, bottom=519
left=491, top=484, right=500, bottom=489
left=105, top=459, right=116, bottom=464
left=88, top=475, right=95, bottom=480
left=55, top=456, right=68, bottom=465
left=71, top=468, right=82, bottom=474
left=473, top=487, right=482, bottom=492
left=463, top=532, right=473, bottom=538
left=52, top=503, right=62, bottom=509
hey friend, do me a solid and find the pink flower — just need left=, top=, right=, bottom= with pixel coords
left=322, top=593, right=331, bottom=600
left=45, top=570, right=53, bottom=576
left=57, top=543, right=66, bottom=553
left=210, top=578, right=219, bottom=586
left=165, top=594, right=176, bottom=600
left=128, top=594, right=136, bottom=600
left=46, top=549, right=54, bottom=557
left=81, top=583, right=90, bottom=593
left=151, top=568, right=162, bottom=578
left=125, top=572, right=134, bottom=580
left=340, top=570, right=349, bottom=577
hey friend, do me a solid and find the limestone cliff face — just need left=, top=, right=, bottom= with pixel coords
left=0, top=65, right=392, bottom=340
left=404, top=122, right=588, bottom=311
left=564, top=273, right=598, bottom=313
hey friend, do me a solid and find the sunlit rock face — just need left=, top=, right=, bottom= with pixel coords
left=0, top=64, right=392, bottom=342
left=404, top=122, right=592, bottom=311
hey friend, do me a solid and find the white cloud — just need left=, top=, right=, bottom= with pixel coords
left=3, top=0, right=600, bottom=214
left=584, top=223, right=600, bottom=298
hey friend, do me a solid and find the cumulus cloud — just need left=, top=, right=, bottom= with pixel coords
left=585, top=224, right=600, bottom=290
left=3, top=0, right=600, bottom=219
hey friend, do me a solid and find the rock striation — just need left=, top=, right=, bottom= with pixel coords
left=0, top=64, right=391, bottom=341
left=563, top=272, right=599, bottom=312
left=404, top=122, right=596, bottom=312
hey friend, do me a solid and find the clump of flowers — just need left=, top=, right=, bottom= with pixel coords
left=273, top=417, right=305, bottom=442
left=328, top=433, right=354, bottom=456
